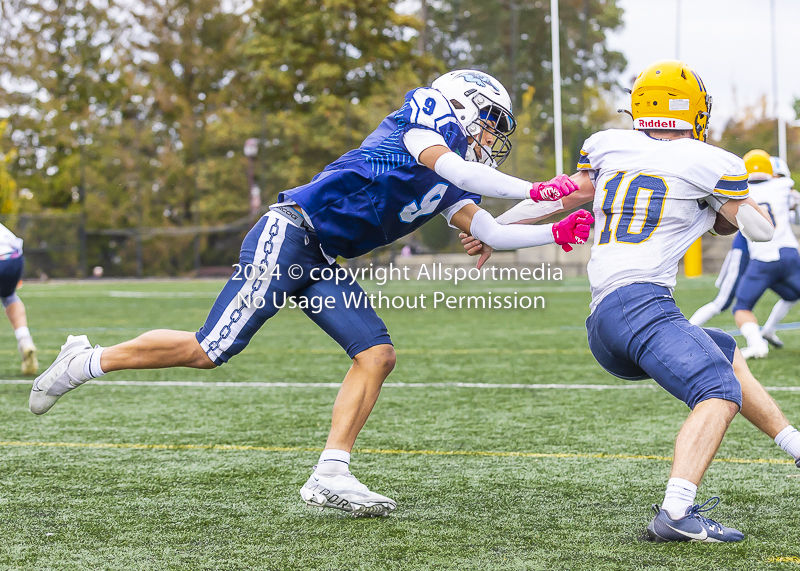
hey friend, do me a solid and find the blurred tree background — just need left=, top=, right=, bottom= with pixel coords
left=715, top=95, right=800, bottom=190
left=0, top=0, right=626, bottom=277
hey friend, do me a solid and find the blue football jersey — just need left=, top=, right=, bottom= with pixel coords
left=279, top=87, right=481, bottom=259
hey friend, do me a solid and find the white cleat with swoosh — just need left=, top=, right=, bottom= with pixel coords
left=29, top=335, right=94, bottom=415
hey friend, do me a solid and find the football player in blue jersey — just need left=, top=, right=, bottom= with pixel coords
left=30, top=70, right=594, bottom=517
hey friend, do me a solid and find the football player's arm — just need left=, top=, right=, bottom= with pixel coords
left=414, top=143, right=577, bottom=201
left=449, top=202, right=594, bottom=268
left=449, top=202, right=556, bottom=248
left=717, top=197, right=774, bottom=242
left=790, top=190, right=800, bottom=225
left=495, top=170, right=596, bottom=225
left=460, top=171, right=595, bottom=257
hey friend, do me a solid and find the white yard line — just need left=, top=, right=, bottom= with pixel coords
left=2, top=379, right=799, bottom=391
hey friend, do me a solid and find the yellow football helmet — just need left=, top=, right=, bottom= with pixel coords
left=743, top=149, right=774, bottom=180
left=630, top=60, right=712, bottom=142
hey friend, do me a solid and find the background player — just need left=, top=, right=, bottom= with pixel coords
left=749, top=156, right=799, bottom=349
left=0, top=222, right=36, bottom=375
left=689, top=155, right=798, bottom=344
left=462, top=60, right=800, bottom=542
left=733, top=150, right=800, bottom=358
left=29, top=70, right=593, bottom=517
left=687, top=231, right=749, bottom=327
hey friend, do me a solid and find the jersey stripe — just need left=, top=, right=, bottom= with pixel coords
left=715, top=173, right=749, bottom=196
left=716, top=177, right=748, bottom=187
left=577, top=150, right=592, bottom=169
left=714, top=177, right=749, bottom=197
left=719, top=174, right=748, bottom=182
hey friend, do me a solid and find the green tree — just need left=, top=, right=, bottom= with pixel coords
left=422, top=0, right=626, bottom=180
left=246, top=0, right=436, bottom=111
left=0, top=0, right=134, bottom=210
left=716, top=99, right=800, bottom=188
left=242, top=0, right=439, bottom=192
left=0, top=121, right=18, bottom=215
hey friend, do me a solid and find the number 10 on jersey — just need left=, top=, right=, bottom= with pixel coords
left=598, top=171, right=668, bottom=245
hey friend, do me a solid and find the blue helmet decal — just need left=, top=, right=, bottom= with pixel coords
left=456, top=72, right=501, bottom=94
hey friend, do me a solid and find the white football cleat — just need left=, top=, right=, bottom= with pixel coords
left=762, top=331, right=784, bottom=349
left=300, top=469, right=396, bottom=517
left=30, top=335, right=93, bottom=415
left=741, top=341, right=769, bottom=360
left=18, top=337, right=38, bottom=376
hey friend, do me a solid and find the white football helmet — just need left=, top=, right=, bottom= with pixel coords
left=431, top=70, right=516, bottom=167
left=770, top=156, right=791, bottom=178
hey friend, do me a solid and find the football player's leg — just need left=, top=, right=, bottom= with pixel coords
left=639, top=330, right=742, bottom=486
left=731, top=347, right=800, bottom=466
left=589, top=284, right=745, bottom=541
left=31, top=213, right=306, bottom=414
left=0, top=256, right=36, bottom=374
left=689, top=247, right=745, bottom=326
left=296, top=269, right=396, bottom=516
left=760, top=299, right=795, bottom=347
left=761, top=253, right=800, bottom=347
left=733, top=263, right=772, bottom=358
left=635, top=323, right=741, bottom=485
left=638, top=324, right=743, bottom=541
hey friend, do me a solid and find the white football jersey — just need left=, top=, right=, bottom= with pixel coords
left=743, top=177, right=799, bottom=262
left=0, top=222, right=22, bottom=257
left=578, top=130, right=748, bottom=311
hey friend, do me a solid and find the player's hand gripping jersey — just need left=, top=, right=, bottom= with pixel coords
left=578, top=130, right=748, bottom=311
left=743, top=177, right=799, bottom=262
left=280, top=88, right=480, bottom=259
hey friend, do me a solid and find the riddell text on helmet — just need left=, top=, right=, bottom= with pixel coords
left=635, top=119, right=678, bottom=129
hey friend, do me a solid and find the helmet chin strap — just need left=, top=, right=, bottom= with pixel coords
left=465, top=140, right=498, bottom=168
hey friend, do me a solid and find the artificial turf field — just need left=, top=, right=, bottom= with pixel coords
left=0, top=276, right=798, bottom=570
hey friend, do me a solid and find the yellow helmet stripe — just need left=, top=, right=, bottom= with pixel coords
left=690, top=70, right=706, bottom=92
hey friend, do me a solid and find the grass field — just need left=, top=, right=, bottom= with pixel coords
left=1, top=276, right=799, bottom=570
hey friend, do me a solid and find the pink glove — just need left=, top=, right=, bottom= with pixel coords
left=552, top=209, right=595, bottom=252
left=529, top=174, right=579, bottom=202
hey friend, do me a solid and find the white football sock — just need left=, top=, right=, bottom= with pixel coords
left=315, top=449, right=350, bottom=475
left=661, top=477, right=697, bottom=520
left=775, top=426, right=800, bottom=460
left=689, top=303, right=721, bottom=327
left=81, top=346, right=106, bottom=380
left=14, top=326, right=30, bottom=341
left=762, top=300, right=796, bottom=336
left=740, top=321, right=765, bottom=348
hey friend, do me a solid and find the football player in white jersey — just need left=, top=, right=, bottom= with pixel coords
left=732, top=150, right=800, bottom=358
left=461, top=60, right=800, bottom=542
left=688, top=155, right=798, bottom=345
left=0, top=222, right=37, bottom=374
left=758, top=156, right=800, bottom=346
